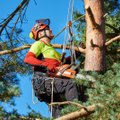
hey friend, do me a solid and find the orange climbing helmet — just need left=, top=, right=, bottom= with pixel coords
left=29, top=18, right=50, bottom=40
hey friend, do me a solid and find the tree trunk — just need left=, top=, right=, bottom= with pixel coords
left=84, top=0, right=106, bottom=72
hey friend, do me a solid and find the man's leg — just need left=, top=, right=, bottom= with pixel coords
left=33, top=75, right=79, bottom=118
left=51, top=78, right=78, bottom=101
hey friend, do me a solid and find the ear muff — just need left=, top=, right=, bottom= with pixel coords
left=29, top=32, right=34, bottom=39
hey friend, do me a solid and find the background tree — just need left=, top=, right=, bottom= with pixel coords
left=0, top=0, right=41, bottom=119
left=0, top=0, right=30, bottom=102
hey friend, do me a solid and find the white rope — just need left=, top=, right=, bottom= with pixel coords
left=66, top=0, right=77, bottom=64
left=32, top=84, right=38, bottom=104
left=53, top=14, right=85, bottom=40
left=63, top=0, right=74, bottom=54
left=50, top=77, right=55, bottom=118
left=71, top=0, right=74, bottom=20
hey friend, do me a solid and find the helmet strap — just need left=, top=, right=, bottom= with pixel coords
left=36, top=29, right=51, bottom=40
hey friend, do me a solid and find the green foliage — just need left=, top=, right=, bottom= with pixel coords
left=104, top=0, right=120, bottom=15
left=0, top=106, right=49, bottom=120
left=0, top=64, right=21, bottom=102
left=61, top=99, right=83, bottom=115
left=61, top=63, right=120, bottom=120
left=85, top=63, right=120, bottom=120
left=73, top=10, right=86, bottom=43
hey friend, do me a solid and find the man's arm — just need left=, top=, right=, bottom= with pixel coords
left=24, top=51, right=48, bottom=66
left=24, top=51, right=56, bottom=72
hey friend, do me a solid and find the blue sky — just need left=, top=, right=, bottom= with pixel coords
left=0, top=0, right=84, bottom=118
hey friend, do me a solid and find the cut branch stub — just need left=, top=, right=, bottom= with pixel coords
left=85, top=5, right=97, bottom=29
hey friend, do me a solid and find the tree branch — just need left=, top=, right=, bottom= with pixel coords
left=0, top=0, right=29, bottom=35
left=55, top=104, right=96, bottom=120
left=0, top=44, right=85, bottom=55
left=0, top=44, right=31, bottom=55
left=52, top=44, right=85, bottom=53
left=49, top=101, right=86, bottom=109
left=105, top=34, right=120, bottom=46
left=0, top=33, right=120, bottom=56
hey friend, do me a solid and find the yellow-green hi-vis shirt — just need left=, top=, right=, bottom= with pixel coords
left=29, top=41, right=61, bottom=62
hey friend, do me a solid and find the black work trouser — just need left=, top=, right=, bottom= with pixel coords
left=32, top=71, right=78, bottom=118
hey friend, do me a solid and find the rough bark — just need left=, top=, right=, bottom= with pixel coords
left=84, top=0, right=106, bottom=71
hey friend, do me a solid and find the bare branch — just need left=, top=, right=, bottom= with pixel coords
left=1, top=33, right=120, bottom=56
left=55, top=104, right=96, bottom=120
left=49, top=101, right=85, bottom=109
left=0, top=44, right=31, bottom=55
left=0, top=0, right=29, bottom=35
left=0, top=44, right=85, bottom=55
left=9, top=12, right=21, bottom=39
left=52, top=44, right=85, bottom=53
left=105, top=34, right=120, bottom=46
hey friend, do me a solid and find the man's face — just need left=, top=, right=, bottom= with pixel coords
left=45, top=27, right=54, bottom=39
left=38, top=27, right=54, bottom=40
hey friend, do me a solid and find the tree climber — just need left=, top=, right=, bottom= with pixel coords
left=24, top=18, right=79, bottom=118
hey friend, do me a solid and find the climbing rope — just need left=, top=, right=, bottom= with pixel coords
left=50, top=77, right=55, bottom=118
left=53, top=14, right=85, bottom=40
left=53, top=0, right=85, bottom=65
left=63, top=0, right=74, bottom=46
left=60, top=0, right=75, bottom=65
left=62, top=0, right=78, bottom=66
left=32, top=83, right=38, bottom=104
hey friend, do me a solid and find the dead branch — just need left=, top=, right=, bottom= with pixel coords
left=55, top=104, right=96, bottom=120
left=105, top=34, right=120, bottom=46
left=1, top=34, right=120, bottom=56
left=49, top=101, right=85, bottom=109
left=0, top=0, right=29, bottom=35
left=0, top=44, right=31, bottom=55
left=0, top=44, right=85, bottom=55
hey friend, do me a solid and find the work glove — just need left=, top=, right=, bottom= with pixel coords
left=41, top=61, right=55, bottom=73
left=47, top=65, right=55, bottom=72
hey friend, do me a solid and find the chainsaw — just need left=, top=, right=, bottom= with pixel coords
left=54, top=63, right=80, bottom=78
